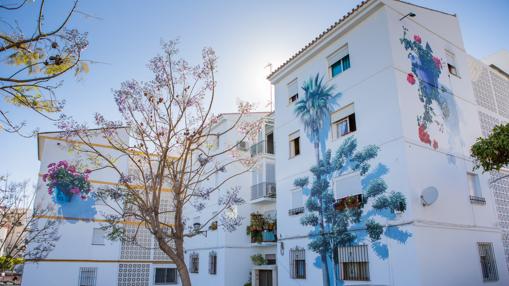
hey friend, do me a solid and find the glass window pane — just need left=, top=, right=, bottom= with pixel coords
left=342, top=55, right=351, bottom=71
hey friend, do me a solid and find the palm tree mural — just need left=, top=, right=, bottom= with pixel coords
left=295, top=74, right=339, bottom=164
left=294, top=73, right=339, bottom=286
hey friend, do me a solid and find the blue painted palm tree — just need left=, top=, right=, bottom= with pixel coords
left=295, top=74, right=339, bottom=163
left=294, top=73, right=339, bottom=286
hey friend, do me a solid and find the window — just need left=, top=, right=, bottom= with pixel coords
left=189, top=252, right=199, bottom=273
left=467, top=173, right=485, bottom=204
left=289, top=131, right=300, bottom=158
left=446, top=50, right=458, bottom=76
left=155, top=268, right=177, bottom=284
left=289, top=189, right=304, bottom=216
left=331, top=104, right=356, bottom=139
left=265, top=254, right=276, bottom=265
left=288, top=79, right=299, bottom=104
left=328, top=45, right=350, bottom=77
left=290, top=247, right=306, bottom=279
left=79, top=267, right=97, bottom=286
left=478, top=242, right=498, bottom=282
left=208, top=251, right=217, bottom=275
left=92, top=228, right=105, bottom=245
left=338, top=245, right=369, bottom=281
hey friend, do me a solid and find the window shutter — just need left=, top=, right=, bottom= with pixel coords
left=327, top=45, right=349, bottom=65
left=291, top=189, right=303, bottom=209
left=79, top=267, right=97, bottom=286
left=288, top=79, right=298, bottom=97
left=333, top=173, right=362, bottom=199
left=331, top=104, right=355, bottom=123
left=92, top=228, right=105, bottom=245
left=338, top=245, right=369, bottom=263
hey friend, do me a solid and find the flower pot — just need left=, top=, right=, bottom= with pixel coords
left=54, top=184, right=73, bottom=203
left=262, top=230, right=275, bottom=242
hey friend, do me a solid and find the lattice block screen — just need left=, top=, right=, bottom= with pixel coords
left=470, top=58, right=497, bottom=112
left=117, top=263, right=150, bottom=286
left=490, top=171, right=509, bottom=272
left=120, top=226, right=152, bottom=260
left=478, top=111, right=500, bottom=137
left=489, top=70, right=509, bottom=119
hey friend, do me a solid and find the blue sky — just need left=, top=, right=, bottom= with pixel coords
left=1, top=0, right=508, bottom=184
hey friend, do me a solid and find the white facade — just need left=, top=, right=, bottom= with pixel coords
left=184, top=113, right=278, bottom=286
left=22, top=130, right=180, bottom=286
left=268, top=1, right=509, bottom=286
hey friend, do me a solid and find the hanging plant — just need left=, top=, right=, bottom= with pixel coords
left=42, top=160, right=92, bottom=203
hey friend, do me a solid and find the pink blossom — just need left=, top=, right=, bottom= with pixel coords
left=68, top=166, right=76, bottom=173
left=432, top=56, right=442, bottom=69
left=407, top=73, right=416, bottom=85
left=48, top=187, right=53, bottom=195
left=70, top=187, right=81, bottom=194
left=432, top=140, right=439, bottom=150
left=80, top=194, right=87, bottom=200
left=42, top=174, right=48, bottom=182
left=418, top=124, right=431, bottom=145
left=48, top=163, right=56, bottom=168
left=414, top=35, right=422, bottom=44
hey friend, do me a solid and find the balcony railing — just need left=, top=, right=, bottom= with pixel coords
left=250, top=140, right=275, bottom=157
left=251, top=182, right=276, bottom=201
left=470, top=195, right=486, bottom=205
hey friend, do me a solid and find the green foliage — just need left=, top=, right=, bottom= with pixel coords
left=388, top=191, right=407, bottom=213
left=471, top=123, right=509, bottom=172
left=366, top=178, right=387, bottom=198
left=0, top=256, right=24, bottom=271
left=250, top=254, right=266, bottom=266
left=366, top=220, right=383, bottom=241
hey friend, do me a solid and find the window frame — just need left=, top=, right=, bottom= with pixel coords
left=154, top=267, right=178, bottom=285
left=289, top=131, right=301, bottom=159
left=189, top=252, right=200, bottom=273
left=477, top=242, right=499, bottom=282
left=91, top=228, right=105, bottom=245
left=287, top=79, right=299, bottom=104
left=338, top=245, right=370, bottom=281
left=446, top=49, right=459, bottom=77
left=208, top=251, right=217, bottom=275
left=289, top=247, right=306, bottom=279
left=79, top=267, right=97, bottom=286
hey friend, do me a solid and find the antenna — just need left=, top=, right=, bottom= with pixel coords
left=265, top=63, right=273, bottom=111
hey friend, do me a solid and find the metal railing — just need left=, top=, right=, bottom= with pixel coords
left=250, top=140, right=275, bottom=157
left=251, top=182, right=276, bottom=201
left=288, top=207, right=304, bottom=216
left=470, top=195, right=486, bottom=205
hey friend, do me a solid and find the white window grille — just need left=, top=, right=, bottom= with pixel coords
left=478, top=242, right=499, bottom=282
left=209, top=251, right=217, bottom=275
left=79, top=267, right=97, bottom=286
left=190, top=252, right=199, bottom=273
left=289, top=247, right=306, bottom=279
left=338, top=245, right=370, bottom=281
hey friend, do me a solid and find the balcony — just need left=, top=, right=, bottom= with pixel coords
left=250, top=140, right=275, bottom=157
left=251, top=182, right=276, bottom=204
left=470, top=195, right=486, bottom=205
left=248, top=213, right=277, bottom=247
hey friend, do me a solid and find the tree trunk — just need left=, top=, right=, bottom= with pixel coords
left=314, top=141, right=331, bottom=286
left=175, top=257, right=192, bottom=286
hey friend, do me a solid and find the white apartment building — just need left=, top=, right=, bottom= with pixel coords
left=184, top=112, right=278, bottom=286
left=22, top=130, right=179, bottom=286
left=20, top=1, right=509, bottom=286
left=267, top=1, right=509, bottom=286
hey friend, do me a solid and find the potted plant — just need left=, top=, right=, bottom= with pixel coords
left=250, top=254, right=266, bottom=266
left=209, top=221, right=218, bottom=231
left=42, top=161, right=92, bottom=203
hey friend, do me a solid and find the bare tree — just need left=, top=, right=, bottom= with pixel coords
left=0, top=175, right=60, bottom=272
left=0, top=0, right=89, bottom=136
left=57, top=40, right=260, bottom=286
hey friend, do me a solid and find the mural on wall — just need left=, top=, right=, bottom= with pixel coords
left=293, top=74, right=410, bottom=286
left=400, top=26, right=460, bottom=150
left=42, top=160, right=97, bottom=221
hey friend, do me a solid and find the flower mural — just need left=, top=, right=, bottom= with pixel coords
left=42, top=161, right=92, bottom=203
left=400, top=26, right=458, bottom=150
left=294, top=74, right=409, bottom=286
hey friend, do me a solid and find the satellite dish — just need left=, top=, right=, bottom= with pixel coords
left=421, top=186, right=439, bottom=206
